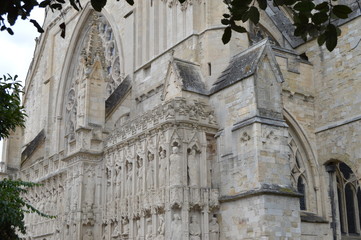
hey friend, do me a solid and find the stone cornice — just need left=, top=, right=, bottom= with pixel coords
left=105, top=97, right=218, bottom=149
left=219, top=184, right=302, bottom=203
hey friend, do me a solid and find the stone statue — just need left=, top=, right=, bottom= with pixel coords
left=157, top=215, right=165, bottom=240
left=83, top=229, right=94, bottom=240
left=126, top=162, right=133, bottom=196
left=137, top=156, right=143, bottom=192
left=135, top=219, right=141, bottom=240
left=112, top=224, right=121, bottom=238
left=116, top=166, right=122, bottom=199
left=102, top=225, right=109, bottom=240
left=209, top=216, right=220, bottom=240
left=187, top=148, right=200, bottom=187
left=189, top=215, right=201, bottom=240
left=122, top=218, right=129, bottom=236
left=147, top=153, right=155, bottom=190
left=169, top=146, right=182, bottom=186
left=159, top=150, right=167, bottom=188
left=146, top=219, right=152, bottom=240
left=170, top=213, right=182, bottom=240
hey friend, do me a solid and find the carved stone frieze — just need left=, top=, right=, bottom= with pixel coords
left=105, top=98, right=217, bottom=148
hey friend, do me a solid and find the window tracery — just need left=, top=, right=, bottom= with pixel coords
left=287, top=128, right=318, bottom=213
left=335, top=162, right=361, bottom=237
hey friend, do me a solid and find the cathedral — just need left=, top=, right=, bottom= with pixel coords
left=2, top=1, right=361, bottom=239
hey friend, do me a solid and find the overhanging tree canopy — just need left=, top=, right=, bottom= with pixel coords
left=0, top=0, right=356, bottom=51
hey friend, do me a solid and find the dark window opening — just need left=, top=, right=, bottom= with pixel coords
left=346, top=184, right=357, bottom=234
left=298, top=177, right=306, bottom=210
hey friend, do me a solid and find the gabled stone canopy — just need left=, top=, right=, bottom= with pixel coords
left=211, top=39, right=284, bottom=94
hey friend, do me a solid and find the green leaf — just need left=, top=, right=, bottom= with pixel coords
left=232, top=24, right=247, bottom=33
left=91, top=0, right=107, bottom=12
left=317, top=33, right=326, bottom=46
left=50, top=3, right=62, bottom=10
left=257, top=0, right=267, bottom=10
left=284, top=0, right=297, bottom=5
left=294, top=1, right=315, bottom=12
left=332, top=5, right=352, bottom=19
left=315, top=2, right=329, bottom=12
left=312, top=12, right=328, bottom=25
left=249, top=6, right=260, bottom=24
left=273, top=0, right=284, bottom=6
left=29, top=19, right=44, bottom=33
left=325, top=24, right=337, bottom=51
left=125, top=0, right=134, bottom=5
left=221, top=18, right=230, bottom=25
left=222, top=26, right=232, bottom=44
left=39, top=0, right=51, bottom=8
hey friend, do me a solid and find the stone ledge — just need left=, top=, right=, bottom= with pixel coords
left=300, top=212, right=328, bottom=223
left=232, top=115, right=288, bottom=132
left=219, top=184, right=301, bottom=203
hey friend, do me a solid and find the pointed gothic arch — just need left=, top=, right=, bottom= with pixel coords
left=283, top=109, right=324, bottom=215
left=53, top=6, right=126, bottom=152
left=333, top=161, right=361, bottom=237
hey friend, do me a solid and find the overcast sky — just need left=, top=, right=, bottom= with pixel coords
left=0, top=8, right=45, bottom=162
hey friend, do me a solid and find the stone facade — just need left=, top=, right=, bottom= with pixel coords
left=2, top=1, right=361, bottom=239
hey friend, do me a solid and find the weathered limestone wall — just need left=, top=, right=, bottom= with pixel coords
left=220, top=195, right=300, bottom=239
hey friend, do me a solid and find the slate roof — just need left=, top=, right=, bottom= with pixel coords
left=210, top=39, right=268, bottom=94
left=105, top=75, right=132, bottom=115
left=21, top=129, right=46, bottom=162
left=173, top=58, right=208, bottom=95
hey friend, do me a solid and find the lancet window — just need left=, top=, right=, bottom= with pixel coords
left=335, top=162, right=361, bottom=237
left=288, top=128, right=317, bottom=212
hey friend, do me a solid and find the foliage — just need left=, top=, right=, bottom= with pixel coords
left=0, top=74, right=26, bottom=140
left=0, top=0, right=355, bottom=51
left=0, top=179, right=55, bottom=240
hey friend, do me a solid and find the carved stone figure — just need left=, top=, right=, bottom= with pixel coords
left=112, top=224, right=121, bottom=239
left=147, top=152, right=155, bottom=190
left=122, top=218, right=129, bottom=236
left=188, top=148, right=200, bottom=187
left=209, top=216, right=220, bottom=240
left=102, top=225, right=109, bottom=240
left=157, top=215, right=165, bottom=240
left=146, top=219, right=152, bottom=240
left=170, top=213, right=182, bottom=240
left=116, top=165, right=122, bottom=199
left=126, top=162, right=133, bottom=196
left=169, top=146, right=182, bottom=186
left=159, top=150, right=167, bottom=188
left=135, top=219, right=141, bottom=240
left=83, top=229, right=94, bottom=240
left=137, top=156, right=144, bottom=192
left=189, top=215, right=201, bottom=240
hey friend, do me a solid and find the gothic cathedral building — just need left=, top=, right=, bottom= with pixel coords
left=2, top=1, right=361, bottom=239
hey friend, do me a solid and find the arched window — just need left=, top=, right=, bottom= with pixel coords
left=288, top=131, right=313, bottom=211
left=335, top=162, right=361, bottom=237
left=285, top=111, right=322, bottom=215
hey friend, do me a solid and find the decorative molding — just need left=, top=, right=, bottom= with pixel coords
left=105, top=98, right=217, bottom=148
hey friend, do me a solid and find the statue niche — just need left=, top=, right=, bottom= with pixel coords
left=169, top=145, right=182, bottom=187
left=158, top=149, right=167, bottom=188
left=187, top=146, right=201, bottom=187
